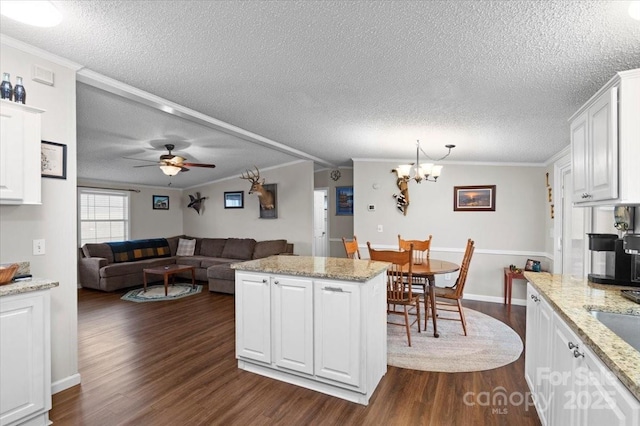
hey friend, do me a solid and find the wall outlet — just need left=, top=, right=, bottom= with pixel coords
left=368, top=204, right=376, bottom=212
left=33, top=239, right=45, bottom=255
left=377, top=225, right=383, bottom=232
left=444, top=273, right=451, bottom=281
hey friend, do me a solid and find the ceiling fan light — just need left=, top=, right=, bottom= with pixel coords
left=0, top=0, right=63, bottom=27
left=160, top=165, right=181, bottom=176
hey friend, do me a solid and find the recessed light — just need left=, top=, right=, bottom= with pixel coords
left=0, top=1, right=62, bottom=27
left=630, top=1, right=640, bottom=21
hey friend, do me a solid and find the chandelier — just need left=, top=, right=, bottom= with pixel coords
left=394, top=140, right=455, bottom=184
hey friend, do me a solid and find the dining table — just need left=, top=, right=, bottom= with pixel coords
left=411, top=259, right=460, bottom=338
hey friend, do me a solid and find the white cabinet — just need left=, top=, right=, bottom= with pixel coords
left=570, top=68, right=640, bottom=206
left=235, top=269, right=387, bottom=405
left=0, top=289, right=52, bottom=426
left=0, top=100, right=45, bottom=205
left=314, top=280, right=360, bottom=387
left=524, top=283, right=553, bottom=425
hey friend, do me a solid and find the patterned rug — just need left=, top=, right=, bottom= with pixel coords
left=387, top=307, right=523, bottom=372
left=121, top=284, right=202, bottom=302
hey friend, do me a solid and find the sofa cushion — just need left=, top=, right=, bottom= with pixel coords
left=221, top=238, right=256, bottom=260
left=165, top=236, right=182, bottom=256
left=82, top=243, right=114, bottom=263
left=100, top=257, right=174, bottom=278
left=201, top=258, right=236, bottom=268
left=175, top=256, right=209, bottom=268
left=176, top=238, right=196, bottom=256
left=253, top=239, right=288, bottom=259
left=200, top=238, right=227, bottom=257
left=207, top=264, right=236, bottom=281
left=106, top=238, right=171, bottom=263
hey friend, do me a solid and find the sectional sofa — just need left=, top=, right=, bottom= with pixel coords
left=78, top=236, right=293, bottom=294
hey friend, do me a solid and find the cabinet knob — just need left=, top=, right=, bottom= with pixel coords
left=262, top=279, right=268, bottom=284
left=274, top=280, right=280, bottom=285
left=573, top=349, right=585, bottom=358
left=568, top=342, right=578, bottom=350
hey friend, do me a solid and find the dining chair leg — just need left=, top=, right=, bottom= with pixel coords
left=416, top=299, right=421, bottom=333
left=424, top=293, right=430, bottom=330
left=457, top=299, right=468, bottom=336
left=404, top=306, right=411, bottom=347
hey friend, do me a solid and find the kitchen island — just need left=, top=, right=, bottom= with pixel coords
left=525, top=272, right=640, bottom=425
left=232, top=255, right=390, bottom=405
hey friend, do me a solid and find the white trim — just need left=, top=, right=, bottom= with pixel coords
left=464, top=293, right=527, bottom=307
left=1, top=34, right=83, bottom=70
left=183, top=160, right=307, bottom=190
left=78, top=179, right=179, bottom=191
left=362, top=243, right=549, bottom=257
left=76, top=69, right=334, bottom=168
left=352, top=158, right=545, bottom=167
left=544, top=145, right=571, bottom=166
left=51, top=373, right=81, bottom=394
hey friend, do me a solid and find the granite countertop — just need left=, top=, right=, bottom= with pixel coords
left=525, top=271, right=640, bottom=401
left=0, top=278, right=59, bottom=297
left=231, top=255, right=390, bottom=282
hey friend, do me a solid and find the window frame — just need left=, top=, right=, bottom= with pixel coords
left=77, top=188, right=131, bottom=247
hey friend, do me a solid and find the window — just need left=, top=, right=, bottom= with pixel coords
left=78, top=189, right=130, bottom=246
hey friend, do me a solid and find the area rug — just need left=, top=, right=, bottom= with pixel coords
left=121, top=284, right=202, bottom=302
left=387, top=308, right=523, bottom=372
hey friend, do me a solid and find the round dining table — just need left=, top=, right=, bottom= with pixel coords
left=411, top=259, right=460, bottom=338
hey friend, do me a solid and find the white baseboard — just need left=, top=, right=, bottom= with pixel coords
left=52, top=373, right=81, bottom=394
left=464, top=293, right=527, bottom=307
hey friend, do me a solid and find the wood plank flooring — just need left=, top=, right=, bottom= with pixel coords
left=50, top=288, right=541, bottom=425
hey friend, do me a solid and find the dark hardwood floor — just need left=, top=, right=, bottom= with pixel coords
left=50, top=287, right=541, bottom=425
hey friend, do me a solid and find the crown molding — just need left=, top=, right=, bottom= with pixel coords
left=1, top=34, right=83, bottom=70
left=352, top=158, right=545, bottom=167
left=544, top=145, right=571, bottom=166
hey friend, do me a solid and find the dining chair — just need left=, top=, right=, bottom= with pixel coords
left=342, top=236, right=361, bottom=259
left=367, top=242, right=421, bottom=346
left=398, top=234, right=433, bottom=293
left=425, top=239, right=475, bottom=336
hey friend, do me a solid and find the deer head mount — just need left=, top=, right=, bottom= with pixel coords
left=240, top=166, right=275, bottom=210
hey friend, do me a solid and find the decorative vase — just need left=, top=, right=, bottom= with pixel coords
left=0, top=72, right=12, bottom=100
left=14, top=76, right=26, bottom=104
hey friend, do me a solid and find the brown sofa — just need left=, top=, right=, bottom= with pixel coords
left=78, top=236, right=293, bottom=293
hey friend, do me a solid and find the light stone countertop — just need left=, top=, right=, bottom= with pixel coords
left=525, top=271, right=640, bottom=401
left=0, top=278, right=59, bottom=297
left=231, top=255, right=390, bottom=282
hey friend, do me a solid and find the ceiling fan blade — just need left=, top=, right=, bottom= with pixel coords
left=182, top=163, right=216, bottom=168
left=133, top=164, right=160, bottom=168
left=180, top=167, right=190, bottom=172
left=123, top=156, right=158, bottom=163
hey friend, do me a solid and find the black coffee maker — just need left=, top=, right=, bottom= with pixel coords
left=587, top=233, right=633, bottom=286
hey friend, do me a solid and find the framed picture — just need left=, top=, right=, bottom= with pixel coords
left=41, top=141, right=67, bottom=179
left=525, top=259, right=541, bottom=272
left=152, top=195, right=169, bottom=210
left=259, top=184, right=277, bottom=219
left=336, top=186, right=354, bottom=216
left=224, top=191, right=244, bottom=209
left=453, top=185, right=496, bottom=212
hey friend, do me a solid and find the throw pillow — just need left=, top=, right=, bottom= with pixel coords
left=176, top=238, right=196, bottom=256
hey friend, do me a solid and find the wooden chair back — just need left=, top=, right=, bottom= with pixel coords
left=367, top=242, right=414, bottom=303
left=342, top=236, right=361, bottom=259
left=398, top=234, right=432, bottom=265
left=452, top=239, right=475, bottom=298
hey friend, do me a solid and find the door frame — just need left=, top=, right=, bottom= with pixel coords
left=313, top=188, right=329, bottom=257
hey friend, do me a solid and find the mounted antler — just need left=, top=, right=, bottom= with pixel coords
left=240, top=166, right=275, bottom=210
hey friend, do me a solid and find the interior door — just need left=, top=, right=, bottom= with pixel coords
left=313, top=189, right=328, bottom=257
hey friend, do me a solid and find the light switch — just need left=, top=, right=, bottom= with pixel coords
left=33, top=239, right=45, bottom=255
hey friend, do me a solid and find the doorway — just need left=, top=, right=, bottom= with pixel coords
left=313, top=189, right=328, bottom=257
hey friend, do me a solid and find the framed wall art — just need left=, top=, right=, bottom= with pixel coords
left=224, top=191, right=244, bottom=209
left=336, top=186, right=354, bottom=216
left=41, top=141, right=67, bottom=179
left=152, top=195, right=169, bottom=210
left=453, top=185, right=496, bottom=212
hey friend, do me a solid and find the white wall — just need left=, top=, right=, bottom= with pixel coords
left=0, top=40, right=80, bottom=392
left=314, top=167, right=354, bottom=257
left=184, top=161, right=315, bottom=254
left=353, top=160, right=547, bottom=303
left=78, top=179, right=184, bottom=239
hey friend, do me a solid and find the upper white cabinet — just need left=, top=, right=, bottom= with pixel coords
left=0, top=100, right=45, bottom=205
left=570, top=69, right=640, bottom=205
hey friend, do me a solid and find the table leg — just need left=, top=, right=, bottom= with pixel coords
left=504, top=271, right=508, bottom=305
left=507, top=276, right=513, bottom=310
left=190, top=268, right=195, bottom=289
left=428, top=275, right=438, bottom=338
left=143, top=271, right=148, bottom=292
left=164, top=274, right=169, bottom=296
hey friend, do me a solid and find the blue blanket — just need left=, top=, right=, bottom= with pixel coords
left=106, top=238, right=171, bottom=263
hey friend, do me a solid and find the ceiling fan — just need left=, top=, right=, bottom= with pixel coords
left=126, top=144, right=216, bottom=176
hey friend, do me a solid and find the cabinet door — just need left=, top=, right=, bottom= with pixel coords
left=236, top=272, right=271, bottom=364
left=0, top=104, right=25, bottom=201
left=549, top=312, right=582, bottom=426
left=272, top=276, right=313, bottom=375
left=524, top=285, right=539, bottom=392
left=588, top=86, right=618, bottom=202
left=571, top=112, right=589, bottom=203
left=314, top=280, right=361, bottom=387
left=0, top=292, right=48, bottom=425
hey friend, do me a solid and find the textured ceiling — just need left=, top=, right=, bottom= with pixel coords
left=1, top=1, right=639, bottom=187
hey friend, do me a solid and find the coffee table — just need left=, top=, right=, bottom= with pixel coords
left=143, top=264, right=195, bottom=296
